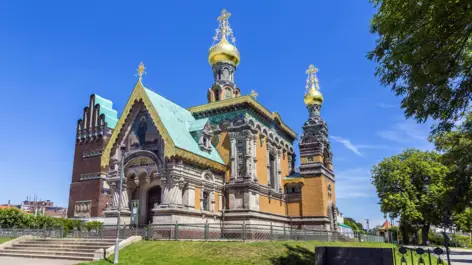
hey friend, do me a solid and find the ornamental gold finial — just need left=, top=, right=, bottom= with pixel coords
left=208, top=9, right=240, bottom=66
left=250, top=90, right=258, bottom=99
left=212, top=9, right=236, bottom=45
left=305, top=64, right=319, bottom=93
left=304, top=64, right=324, bottom=106
left=137, top=62, right=146, bottom=80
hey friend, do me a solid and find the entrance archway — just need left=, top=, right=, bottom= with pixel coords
left=147, top=186, right=161, bottom=224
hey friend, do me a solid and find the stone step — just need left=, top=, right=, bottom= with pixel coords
left=34, top=238, right=116, bottom=241
left=14, top=243, right=112, bottom=249
left=23, top=240, right=114, bottom=245
left=0, top=249, right=94, bottom=258
left=5, top=246, right=100, bottom=252
left=0, top=252, right=92, bottom=261
left=32, top=239, right=116, bottom=244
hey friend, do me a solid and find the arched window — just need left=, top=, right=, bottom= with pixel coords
left=214, top=90, right=220, bottom=101
left=225, top=88, right=231, bottom=99
left=202, top=192, right=210, bottom=211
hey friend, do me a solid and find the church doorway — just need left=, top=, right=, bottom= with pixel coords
left=147, top=186, right=161, bottom=224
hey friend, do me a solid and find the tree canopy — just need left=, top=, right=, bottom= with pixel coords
left=371, top=149, right=449, bottom=244
left=434, top=111, right=472, bottom=215
left=368, top=0, right=472, bottom=133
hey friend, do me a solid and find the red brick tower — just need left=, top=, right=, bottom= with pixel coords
left=67, top=94, right=118, bottom=218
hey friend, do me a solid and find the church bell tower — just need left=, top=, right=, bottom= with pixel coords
left=298, top=64, right=337, bottom=231
left=207, top=9, right=241, bottom=103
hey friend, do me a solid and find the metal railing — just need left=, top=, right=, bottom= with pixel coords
left=0, top=227, right=63, bottom=238
left=0, top=224, right=385, bottom=243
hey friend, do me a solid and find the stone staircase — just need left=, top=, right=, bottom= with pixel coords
left=0, top=238, right=116, bottom=261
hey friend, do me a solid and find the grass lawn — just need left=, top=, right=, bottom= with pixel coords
left=0, top=237, right=14, bottom=244
left=78, top=240, right=441, bottom=265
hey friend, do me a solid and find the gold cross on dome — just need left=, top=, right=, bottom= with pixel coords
left=218, top=9, right=231, bottom=21
left=137, top=62, right=146, bottom=80
left=250, top=90, right=258, bottom=99
left=305, top=64, right=318, bottom=75
left=305, top=64, right=320, bottom=91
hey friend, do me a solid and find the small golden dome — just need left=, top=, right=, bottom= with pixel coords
left=304, top=86, right=324, bottom=106
left=208, top=36, right=240, bottom=66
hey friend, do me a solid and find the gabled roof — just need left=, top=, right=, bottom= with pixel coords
left=143, top=88, right=223, bottom=164
left=188, top=118, right=209, bottom=132
left=188, top=95, right=297, bottom=140
left=380, top=220, right=392, bottom=229
left=101, top=80, right=226, bottom=172
left=94, top=94, right=118, bottom=129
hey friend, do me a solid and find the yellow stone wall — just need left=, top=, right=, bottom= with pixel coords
left=214, top=191, right=220, bottom=211
left=280, top=151, right=289, bottom=181
left=256, top=136, right=268, bottom=185
left=259, top=195, right=286, bottom=216
left=287, top=201, right=302, bottom=217
left=194, top=187, right=201, bottom=210
left=301, top=176, right=326, bottom=216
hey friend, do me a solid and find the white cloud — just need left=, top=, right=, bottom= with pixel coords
left=335, top=168, right=377, bottom=199
left=379, top=103, right=397, bottom=108
left=330, top=136, right=391, bottom=157
left=330, top=136, right=363, bottom=156
left=376, top=119, right=433, bottom=149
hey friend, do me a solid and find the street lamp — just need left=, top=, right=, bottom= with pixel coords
left=114, top=146, right=126, bottom=264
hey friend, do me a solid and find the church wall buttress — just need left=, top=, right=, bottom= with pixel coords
left=301, top=176, right=326, bottom=217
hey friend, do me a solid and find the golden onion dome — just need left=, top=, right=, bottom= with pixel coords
left=208, top=36, right=240, bottom=66
left=304, top=86, right=324, bottom=106
left=304, top=64, right=323, bottom=106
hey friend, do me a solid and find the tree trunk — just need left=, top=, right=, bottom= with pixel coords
left=421, top=224, right=430, bottom=245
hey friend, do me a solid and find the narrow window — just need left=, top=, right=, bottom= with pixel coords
left=203, top=192, right=210, bottom=211
left=269, top=154, right=276, bottom=188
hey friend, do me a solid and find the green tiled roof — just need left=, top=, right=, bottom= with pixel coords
left=143, top=88, right=224, bottom=164
left=339, top=223, right=352, bottom=229
left=284, top=172, right=303, bottom=179
left=94, top=94, right=118, bottom=129
left=188, top=118, right=209, bottom=132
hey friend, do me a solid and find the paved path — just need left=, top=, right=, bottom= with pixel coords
left=0, top=257, right=80, bottom=265
left=449, top=248, right=472, bottom=265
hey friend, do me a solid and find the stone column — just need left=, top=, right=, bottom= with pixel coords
left=276, top=148, right=282, bottom=192
left=288, top=153, right=293, bottom=173
left=252, top=133, right=258, bottom=182
left=159, top=175, right=184, bottom=208
left=243, top=129, right=253, bottom=180
left=266, top=142, right=272, bottom=187
left=210, top=189, right=215, bottom=212
left=183, top=185, right=195, bottom=209
left=229, top=132, right=237, bottom=181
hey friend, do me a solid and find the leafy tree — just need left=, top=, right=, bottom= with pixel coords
left=453, top=208, right=472, bottom=233
left=368, top=0, right=472, bottom=133
left=0, top=207, right=25, bottom=228
left=371, top=149, right=449, bottom=245
left=434, top=112, right=472, bottom=217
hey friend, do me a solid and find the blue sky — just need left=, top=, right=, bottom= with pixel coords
left=0, top=1, right=433, bottom=228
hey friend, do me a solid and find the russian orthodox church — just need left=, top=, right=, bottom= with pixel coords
left=68, top=9, right=337, bottom=230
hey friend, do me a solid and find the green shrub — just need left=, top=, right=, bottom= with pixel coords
left=428, top=231, right=444, bottom=245
left=0, top=208, right=26, bottom=228
left=0, top=208, right=74, bottom=233
left=451, top=234, right=469, bottom=248
left=84, top=221, right=103, bottom=231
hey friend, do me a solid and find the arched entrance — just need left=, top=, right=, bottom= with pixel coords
left=147, top=186, right=161, bottom=224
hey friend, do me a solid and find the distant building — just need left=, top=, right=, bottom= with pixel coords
left=0, top=200, right=20, bottom=210
left=43, top=207, right=68, bottom=218
left=19, top=199, right=67, bottom=218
